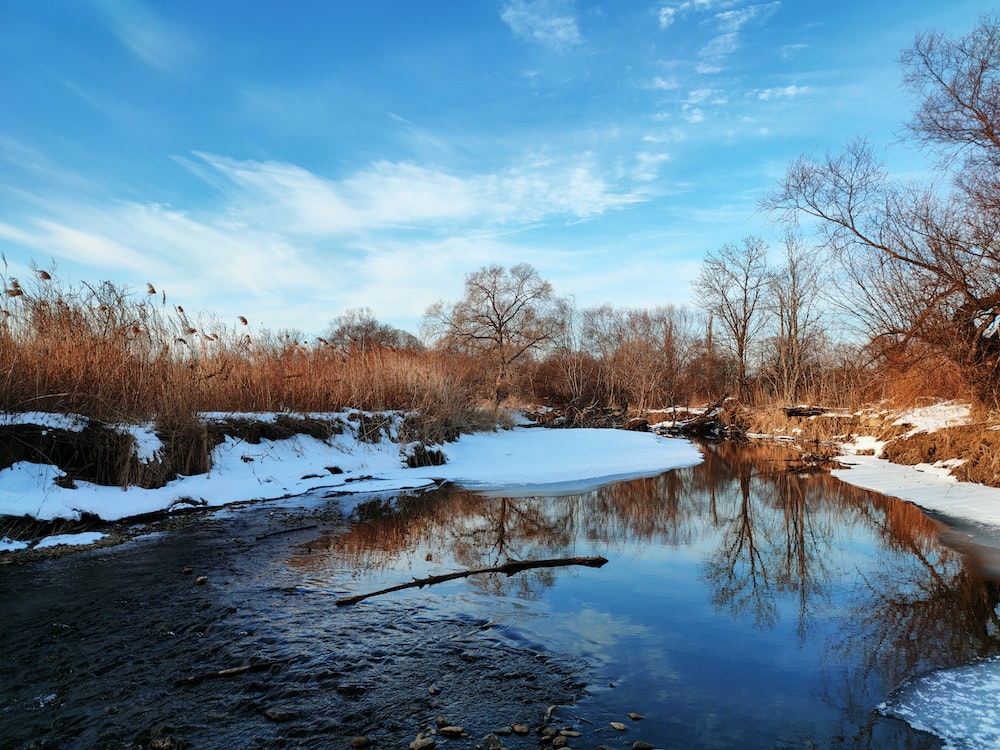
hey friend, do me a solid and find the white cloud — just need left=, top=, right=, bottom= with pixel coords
left=634, top=151, right=672, bottom=181
left=682, top=105, right=705, bottom=124
left=687, top=88, right=727, bottom=105
left=715, top=2, right=779, bottom=33
left=701, top=31, right=739, bottom=60
left=658, top=6, right=681, bottom=28
left=649, top=75, right=681, bottom=90
left=698, top=2, right=781, bottom=66
left=0, top=149, right=649, bottom=331
left=501, top=0, right=582, bottom=48
left=757, top=84, right=810, bottom=100
left=193, top=152, right=641, bottom=233
left=781, top=42, right=807, bottom=59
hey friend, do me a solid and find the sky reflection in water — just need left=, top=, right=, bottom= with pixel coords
left=289, top=442, right=1000, bottom=749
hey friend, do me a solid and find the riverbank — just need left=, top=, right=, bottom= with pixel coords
left=742, top=400, right=1000, bottom=548
left=5, top=399, right=1000, bottom=558
left=0, top=410, right=704, bottom=554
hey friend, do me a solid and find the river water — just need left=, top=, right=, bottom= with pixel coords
left=2, top=441, right=999, bottom=749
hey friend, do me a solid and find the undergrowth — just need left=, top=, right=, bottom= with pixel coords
left=0, top=269, right=493, bottom=445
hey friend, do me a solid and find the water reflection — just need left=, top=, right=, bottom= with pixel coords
left=287, top=440, right=1000, bottom=747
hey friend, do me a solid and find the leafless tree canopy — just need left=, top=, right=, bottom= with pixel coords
left=423, top=263, right=564, bottom=403
left=324, top=307, right=422, bottom=352
left=693, top=236, right=772, bottom=401
left=763, top=14, right=1000, bottom=405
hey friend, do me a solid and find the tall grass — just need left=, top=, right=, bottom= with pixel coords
left=0, top=269, right=487, bottom=437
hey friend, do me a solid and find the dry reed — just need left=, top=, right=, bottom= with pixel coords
left=0, top=270, right=491, bottom=472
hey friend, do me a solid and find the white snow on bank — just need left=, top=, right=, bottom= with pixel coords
left=34, top=531, right=107, bottom=549
left=833, top=400, right=1000, bottom=531
left=0, top=417, right=703, bottom=552
left=893, top=400, right=971, bottom=436
left=832, top=455, right=1000, bottom=530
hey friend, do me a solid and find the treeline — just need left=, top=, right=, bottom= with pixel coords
left=0, top=257, right=932, bottom=436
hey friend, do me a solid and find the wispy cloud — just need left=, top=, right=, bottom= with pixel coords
left=699, top=2, right=781, bottom=68
left=0, top=149, right=647, bottom=329
left=92, top=0, right=195, bottom=71
left=682, top=104, right=705, bottom=124
left=501, top=0, right=582, bottom=49
left=714, top=2, right=779, bottom=33
left=781, top=42, right=807, bottom=59
left=687, top=88, right=727, bottom=105
left=648, top=75, right=681, bottom=91
left=658, top=6, right=680, bottom=28
left=634, top=151, right=672, bottom=181
left=192, top=152, right=641, bottom=233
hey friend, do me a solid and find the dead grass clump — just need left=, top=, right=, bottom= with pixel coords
left=0, top=422, right=158, bottom=490
left=739, top=403, right=863, bottom=444
left=881, top=425, right=1000, bottom=487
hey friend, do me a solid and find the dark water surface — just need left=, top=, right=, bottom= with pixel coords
left=3, top=441, right=1000, bottom=749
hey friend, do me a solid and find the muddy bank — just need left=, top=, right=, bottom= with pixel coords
left=0, top=497, right=590, bottom=749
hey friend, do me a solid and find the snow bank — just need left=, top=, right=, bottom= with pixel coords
left=832, top=401, right=1000, bottom=749
left=832, top=455, right=1000, bottom=531
left=834, top=400, right=1000, bottom=532
left=0, top=415, right=703, bottom=533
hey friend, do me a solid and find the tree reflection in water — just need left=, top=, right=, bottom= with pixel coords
left=286, top=440, right=1000, bottom=747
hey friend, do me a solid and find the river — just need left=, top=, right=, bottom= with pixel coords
left=2, top=441, right=998, bottom=748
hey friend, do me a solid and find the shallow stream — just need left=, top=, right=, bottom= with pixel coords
left=3, top=441, right=999, bottom=748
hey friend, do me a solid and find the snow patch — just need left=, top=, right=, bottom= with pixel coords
left=34, top=531, right=107, bottom=549
left=878, top=657, right=1000, bottom=749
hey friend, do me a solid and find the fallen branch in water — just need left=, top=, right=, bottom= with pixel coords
left=335, top=555, right=609, bottom=606
left=254, top=524, right=319, bottom=541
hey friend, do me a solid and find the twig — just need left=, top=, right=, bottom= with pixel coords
left=335, top=555, right=609, bottom=606
left=254, top=524, right=319, bottom=541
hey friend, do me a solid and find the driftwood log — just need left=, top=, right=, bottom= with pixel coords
left=335, top=555, right=609, bottom=606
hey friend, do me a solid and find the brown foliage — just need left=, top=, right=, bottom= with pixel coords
left=882, top=425, right=1000, bottom=487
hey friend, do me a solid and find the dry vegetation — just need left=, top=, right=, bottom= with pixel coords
left=0, top=270, right=497, bottom=484
left=882, top=426, right=1000, bottom=487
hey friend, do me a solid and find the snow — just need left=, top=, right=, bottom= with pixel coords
left=34, top=531, right=107, bottom=549
left=877, top=657, right=1000, bottom=750
left=834, top=401, right=1000, bottom=532
left=893, top=400, right=971, bottom=436
left=0, top=414, right=704, bottom=553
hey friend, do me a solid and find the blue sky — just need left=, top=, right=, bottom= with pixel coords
left=0, top=1, right=992, bottom=336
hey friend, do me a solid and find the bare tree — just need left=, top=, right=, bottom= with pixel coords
left=423, top=264, right=564, bottom=404
left=762, top=229, right=826, bottom=402
left=764, top=14, right=1000, bottom=404
left=693, top=237, right=772, bottom=402
left=323, top=307, right=421, bottom=352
